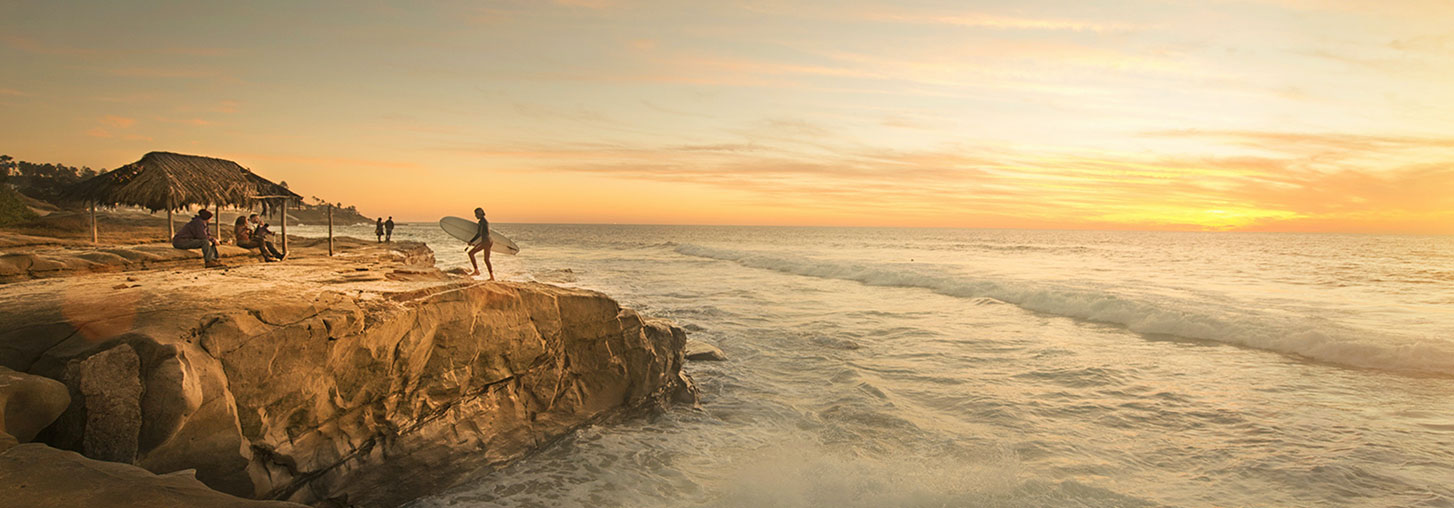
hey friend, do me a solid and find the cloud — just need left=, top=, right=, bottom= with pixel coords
left=1390, top=33, right=1454, bottom=53
left=105, top=67, right=233, bottom=80
left=740, top=3, right=1139, bottom=33
left=0, top=34, right=98, bottom=56
left=0, top=88, right=25, bottom=96
left=176, top=100, right=241, bottom=114
left=100, top=115, right=136, bottom=128
left=436, top=123, right=1454, bottom=232
left=233, top=153, right=426, bottom=171
left=1144, top=129, right=1454, bottom=157
left=554, top=0, right=624, bottom=8
left=852, top=10, right=1140, bottom=33
left=1, top=34, right=230, bottom=58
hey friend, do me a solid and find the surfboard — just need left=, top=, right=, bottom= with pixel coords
left=439, top=216, right=520, bottom=255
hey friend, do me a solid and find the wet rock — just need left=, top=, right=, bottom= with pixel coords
left=685, top=339, right=728, bottom=361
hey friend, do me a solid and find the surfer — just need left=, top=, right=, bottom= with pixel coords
left=466, top=207, right=494, bottom=280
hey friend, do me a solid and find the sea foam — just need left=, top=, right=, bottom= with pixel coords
left=674, top=244, right=1454, bottom=376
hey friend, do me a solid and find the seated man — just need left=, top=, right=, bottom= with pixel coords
left=172, top=209, right=224, bottom=268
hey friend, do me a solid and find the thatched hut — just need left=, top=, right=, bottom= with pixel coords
left=66, top=151, right=302, bottom=250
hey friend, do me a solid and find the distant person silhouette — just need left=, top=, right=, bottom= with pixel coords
left=466, top=207, right=494, bottom=280
left=384, top=216, right=395, bottom=242
left=375, top=218, right=384, bottom=243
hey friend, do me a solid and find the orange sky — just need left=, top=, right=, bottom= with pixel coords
left=1, top=0, right=1451, bottom=233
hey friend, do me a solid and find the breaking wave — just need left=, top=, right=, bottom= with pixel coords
left=674, top=244, right=1454, bottom=376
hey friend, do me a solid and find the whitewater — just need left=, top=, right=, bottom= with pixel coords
left=292, top=223, right=1454, bottom=507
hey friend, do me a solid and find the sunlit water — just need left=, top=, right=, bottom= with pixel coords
left=292, top=223, right=1454, bottom=508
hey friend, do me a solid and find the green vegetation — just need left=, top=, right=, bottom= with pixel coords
left=0, top=154, right=98, bottom=204
left=0, top=185, right=39, bottom=226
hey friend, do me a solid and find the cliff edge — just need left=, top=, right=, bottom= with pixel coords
left=0, top=239, right=697, bottom=507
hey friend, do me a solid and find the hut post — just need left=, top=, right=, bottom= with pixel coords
left=90, top=202, right=98, bottom=244
left=166, top=208, right=174, bottom=240
left=212, top=204, right=220, bottom=239
left=281, top=199, right=288, bottom=255
left=328, top=204, right=334, bottom=256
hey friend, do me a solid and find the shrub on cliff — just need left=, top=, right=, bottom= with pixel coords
left=0, top=185, right=39, bottom=226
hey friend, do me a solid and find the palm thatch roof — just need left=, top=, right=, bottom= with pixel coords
left=66, top=151, right=301, bottom=211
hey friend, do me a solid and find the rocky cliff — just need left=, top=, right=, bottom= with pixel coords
left=0, top=240, right=696, bottom=507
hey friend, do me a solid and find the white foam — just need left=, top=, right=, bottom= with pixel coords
left=674, top=244, right=1454, bottom=376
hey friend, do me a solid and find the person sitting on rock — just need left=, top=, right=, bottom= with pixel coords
left=247, top=214, right=285, bottom=261
left=235, top=216, right=282, bottom=262
left=172, top=208, right=224, bottom=268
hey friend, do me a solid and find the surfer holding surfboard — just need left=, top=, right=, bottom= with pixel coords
left=465, top=207, right=494, bottom=280
left=438, top=209, right=520, bottom=281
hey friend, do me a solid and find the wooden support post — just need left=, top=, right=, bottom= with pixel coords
left=90, top=203, right=98, bottom=244
left=281, top=200, right=288, bottom=256
left=167, top=207, right=174, bottom=240
left=327, top=204, right=334, bottom=256
left=213, top=204, right=220, bottom=239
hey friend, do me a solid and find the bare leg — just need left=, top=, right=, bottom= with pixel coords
left=483, top=242, right=495, bottom=281
left=467, top=244, right=485, bottom=276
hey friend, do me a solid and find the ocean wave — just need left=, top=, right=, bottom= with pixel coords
left=673, top=244, right=1454, bottom=376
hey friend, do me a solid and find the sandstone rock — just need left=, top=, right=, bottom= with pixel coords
left=0, top=366, right=70, bottom=445
left=685, top=339, right=728, bottom=361
left=0, top=443, right=304, bottom=508
left=0, top=240, right=695, bottom=507
left=79, top=344, right=143, bottom=463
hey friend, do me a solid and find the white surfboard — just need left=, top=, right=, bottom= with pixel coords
left=439, top=216, right=520, bottom=255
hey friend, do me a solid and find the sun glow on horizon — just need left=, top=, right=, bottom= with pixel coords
left=2, top=0, right=1452, bottom=234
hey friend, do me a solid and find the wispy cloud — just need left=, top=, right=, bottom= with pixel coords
left=100, top=115, right=135, bottom=128
left=851, top=10, right=1140, bottom=33
left=1144, top=129, right=1454, bottom=157
left=740, top=3, right=1140, bottom=33
left=105, top=67, right=233, bottom=80
left=433, top=123, right=1454, bottom=231
left=1, top=34, right=230, bottom=57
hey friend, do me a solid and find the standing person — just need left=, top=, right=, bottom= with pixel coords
left=465, top=207, right=494, bottom=280
left=384, top=216, right=395, bottom=243
left=375, top=218, right=384, bottom=243
left=172, top=208, right=223, bottom=268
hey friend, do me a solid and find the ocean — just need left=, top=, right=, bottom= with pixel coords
left=291, top=223, right=1454, bottom=507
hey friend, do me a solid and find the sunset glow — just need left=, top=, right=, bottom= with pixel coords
left=2, top=0, right=1451, bottom=232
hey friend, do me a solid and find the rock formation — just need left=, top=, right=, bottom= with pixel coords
left=0, top=366, right=70, bottom=449
left=0, top=240, right=697, bottom=507
left=0, top=444, right=306, bottom=508
left=685, top=339, right=728, bottom=362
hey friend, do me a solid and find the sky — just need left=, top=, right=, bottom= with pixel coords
left=1, top=0, right=1452, bottom=233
